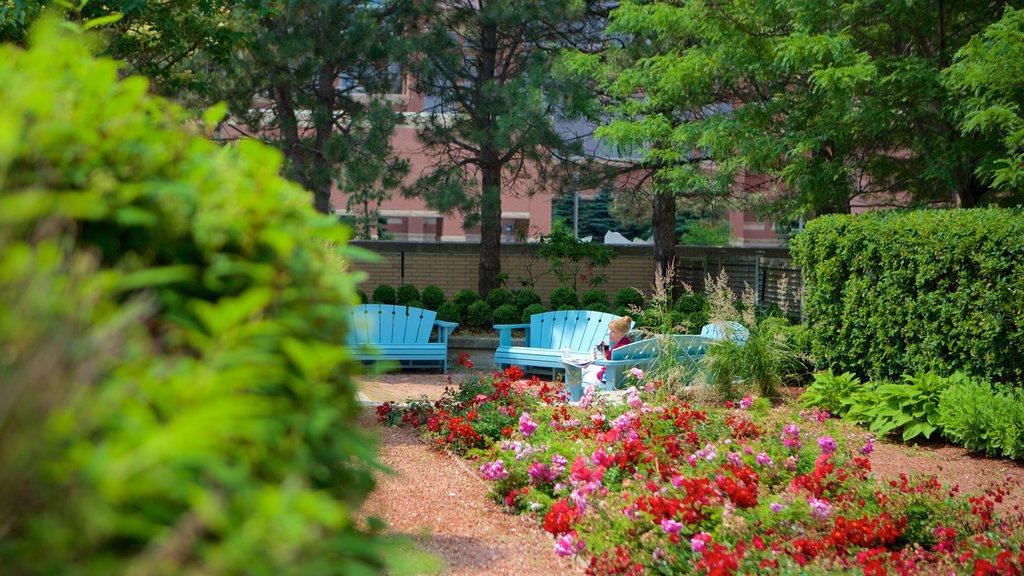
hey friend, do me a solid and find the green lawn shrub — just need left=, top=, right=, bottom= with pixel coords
left=522, top=303, right=547, bottom=322
left=466, top=300, right=493, bottom=328
left=396, top=284, right=420, bottom=306
left=453, top=288, right=481, bottom=315
left=492, top=304, right=520, bottom=325
left=791, top=209, right=1024, bottom=382
left=514, top=288, right=542, bottom=311
left=582, top=289, right=610, bottom=310
left=614, top=287, right=645, bottom=312
left=549, top=286, right=579, bottom=310
left=421, top=284, right=445, bottom=310
left=437, top=301, right=462, bottom=323
left=0, top=21, right=417, bottom=575
left=939, top=378, right=1024, bottom=460
left=486, top=287, right=513, bottom=309
left=373, top=283, right=397, bottom=304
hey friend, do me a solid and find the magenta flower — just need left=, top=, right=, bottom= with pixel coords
left=518, top=412, right=538, bottom=437
left=690, top=532, right=712, bottom=553
left=809, top=497, right=833, bottom=520
left=740, top=396, right=753, bottom=409
left=861, top=437, right=876, bottom=455
left=660, top=518, right=684, bottom=535
left=554, top=531, right=585, bottom=557
left=769, top=502, right=787, bottom=513
left=479, top=459, right=508, bottom=481
left=817, top=435, right=837, bottom=455
left=756, top=452, right=773, bottom=466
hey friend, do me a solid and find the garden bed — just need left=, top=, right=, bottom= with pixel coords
left=377, top=368, right=1024, bottom=575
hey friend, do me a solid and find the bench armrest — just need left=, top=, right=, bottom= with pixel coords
left=433, top=320, right=459, bottom=343
left=494, top=323, right=529, bottom=347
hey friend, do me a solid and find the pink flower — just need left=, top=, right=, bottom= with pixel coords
left=809, top=497, right=833, bottom=520
left=554, top=531, right=585, bottom=557
left=861, top=437, right=876, bottom=455
left=817, top=435, right=837, bottom=455
left=479, top=459, right=508, bottom=481
left=740, top=396, right=753, bottom=409
left=626, top=392, right=644, bottom=409
left=660, top=518, right=684, bottom=535
left=519, top=412, right=538, bottom=437
left=690, top=532, right=712, bottom=553
left=769, top=502, right=787, bottom=513
left=784, top=437, right=802, bottom=450
left=756, top=452, right=773, bottom=466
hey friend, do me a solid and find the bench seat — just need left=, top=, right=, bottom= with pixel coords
left=347, top=304, right=458, bottom=372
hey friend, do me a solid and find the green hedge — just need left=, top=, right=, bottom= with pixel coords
left=0, top=22, right=424, bottom=575
left=791, top=209, right=1024, bottom=382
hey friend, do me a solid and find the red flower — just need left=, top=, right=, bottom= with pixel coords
left=543, top=499, right=579, bottom=535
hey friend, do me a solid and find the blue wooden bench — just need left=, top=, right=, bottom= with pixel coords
left=494, top=310, right=628, bottom=377
left=347, top=304, right=458, bottom=372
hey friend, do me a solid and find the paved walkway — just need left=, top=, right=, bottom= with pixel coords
left=356, top=368, right=500, bottom=404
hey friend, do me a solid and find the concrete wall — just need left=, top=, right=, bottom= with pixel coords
left=348, top=241, right=802, bottom=312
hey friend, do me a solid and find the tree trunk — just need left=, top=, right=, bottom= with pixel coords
left=651, top=191, right=678, bottom=298
left=479, top=164, right=502, bottom=297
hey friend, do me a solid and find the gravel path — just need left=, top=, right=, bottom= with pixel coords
left=362, top=418, right=586, bottom=576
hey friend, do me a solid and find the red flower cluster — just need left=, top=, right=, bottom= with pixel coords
left=716, top=464, right=759, bottom=508
left=543, top=499, right=580, bottom=535
left=456, top=352, right=475, bottom=368
left=585, top=545, right=645, bottom=576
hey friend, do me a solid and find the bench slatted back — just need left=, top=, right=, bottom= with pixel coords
left=348, top=304, right=437, bottom=345
left=529, top=310, right=621, bottom=352
left=610, top=334, right=711, bottom=361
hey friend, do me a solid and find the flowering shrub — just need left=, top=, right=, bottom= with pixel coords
left=382, top=369, right=1024, bottom=574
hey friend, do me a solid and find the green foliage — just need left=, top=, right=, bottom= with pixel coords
left=945, top=7, right=1024, bottom=196
left=582, top=289, right=610, bottom=310
left=396, top=284, right=421, bottom=306
left=437, top=301, right=462, bottom=324
left=848, top=373, right=951, bottom=442
left=521, top=303, right=547, bottom=322
left=938, top=377, right=1024, bottom=460
left=549, top=286, right=580, bottom=310
left=791, top=209, right=1024, bottom=382
left=679, top=220, right=733, bottom=246
left=514, top=288, right=542, bottom=311
left=357, top=288, right=369, bottom=304
left=799, top=370, right=865, bottom=418
left=466, top=300, right=493, bottom=328
left=0, top=21, right=412, bottom=574
left=675, top=292, right=708, bottom=314
left=373, top=283, right=398, bottom=304
left=565, top=0, right=1016, bottom=218
left=492, top=304, right=520, bottom=325
left=486, top=287, right=514, bottom=309
left=421, top=284, right=445, bottom=311
left=453, top=288, right=482, bottom=315
left=536, top=223, right=617, bottom=291
left=615, top=287, right=645, bottom=312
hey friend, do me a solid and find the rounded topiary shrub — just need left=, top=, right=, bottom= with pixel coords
left=522, top=303, right=547, bottom=322
left=466, top=300, right=493, bottom=328
left=486, top=287, right=513, bottom=309
left=514, top=288, right=542, bottom=311
left=406, top=299, right=424, bottom=310
left=675, top=292, right=708, bottom=314
left=615, top=287, right=645, bottom=311
left=0, top=22, right=408, bottom=575
left=492, top=304, right=520, bottom=325
left=453, top=289, right=481, bottom=314
left=356, top=289, right=369, bottom=304
left=549, top=286, right=579, bottom=310
left=437, top=301, right=462, bottom=324
left=372, top=284, right=397, bottom=304
left=396, top=284, right=420, bottom=306
left=421, top=285, right=445, bottom=311
left=582, top=289, right=610, bottom=310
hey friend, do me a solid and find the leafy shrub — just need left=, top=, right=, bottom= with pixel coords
left=549, top=286, right=579, bottom=310
left=406, top=299, right=424, bottom=309
left=582, top=289, right=610, bottom=310
left=675, top=292, right=708, bottom=314
left=492, top=304, right=520, bottom=325
left=939, top=377, right=1024, bottom=460
left=396, top=284, right=421, bottom=305
left=615, top=287, right=645, bottom=311
left=373, top=283, right=397, bottom=304
left=421, top=284, right=445, bottom=310
left=514, top=288, right=542, bottom=311
left=792, top=209, right=1024, bottom=382
left=437, top=301, right=462, bottom=324
left=453, top=288, right=481, bottom=315
left=522, top=303, right=547, bottom=322
left=848, top=372, right=950, bottom=442
left=799, top=370, right=865, bottom=417
left=466, top=300, right=493, bottom=328
left=486, top=287, right=514, bottom=309
left=0, top=22, right=405, bottom=574
left=357, top=289, right=369, bottom=304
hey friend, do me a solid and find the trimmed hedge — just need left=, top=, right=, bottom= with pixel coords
left=0, top=22, right=414, bottom=575
left=421, top=284, right=445, bottom=310
left=791, top=209, right=1024, bottom=382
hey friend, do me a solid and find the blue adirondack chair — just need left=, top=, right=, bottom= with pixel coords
left=493, top=310, right=630, bottom=377
left=347, top=304, right=458, bottom=372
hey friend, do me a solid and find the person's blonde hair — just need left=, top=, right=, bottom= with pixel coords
left=608, top=315, right=632, bottom=333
